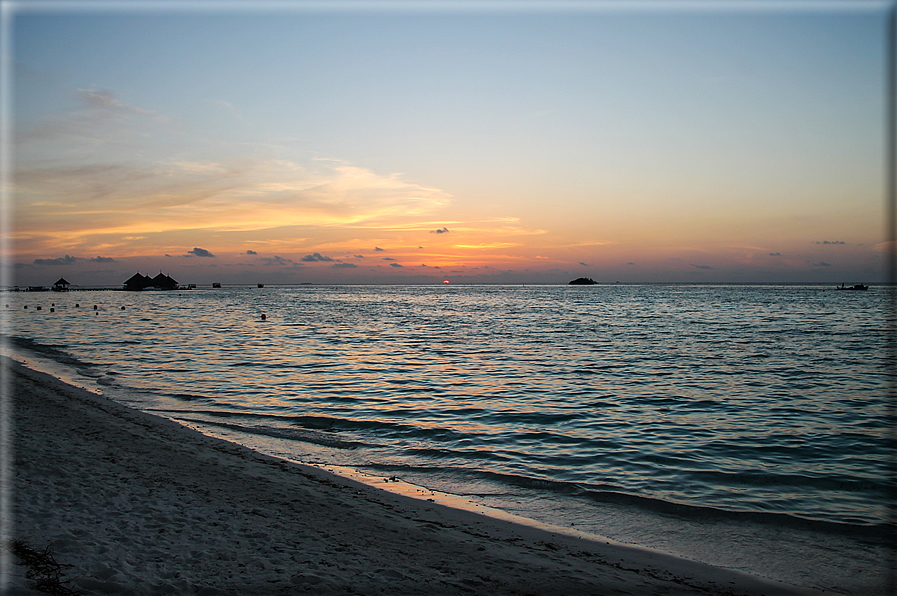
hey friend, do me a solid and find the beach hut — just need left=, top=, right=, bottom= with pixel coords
left=123, top=271, right=180, bottom=290
left=52, top=278, right=70, bottom=291
left=149, top=272, right=179, bottom=290
left=124, top=272, right=153, bottom=291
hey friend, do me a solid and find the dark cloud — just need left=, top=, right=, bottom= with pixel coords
left=301, top=252, right=333, bottom=262
left=389, top=262, right=404, bottom=268
left=333, top=262, right=357, bottom=268
left=817, top=240, right=845, bottom=245
left=431, top=227, right=450, bottom=234
left=382, top=257, right=396, bottom=261
left=187, top=247, right=215, bottom=257
left=245, top=250, right=258, bottom=255
left=691, top=264, right=713, bottom=270
left=89, top=256, right=116, bottom=263
left=813, top=261, right=832, bottom=267
left=626, top=262, right=635, bottom=265
left=579, top=262, right=588, bottom=266
left=374, top=247, right=384, bottom=252
left=354, top=254, right=365, bottom=258
left=33, top=255, right=79, bottom=266
left=261, top=256, right=293, bottom=266
left=769, top=252, right=782, bottom=256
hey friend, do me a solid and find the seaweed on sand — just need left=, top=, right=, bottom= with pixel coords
left=5, top=539, right=80, bottom=595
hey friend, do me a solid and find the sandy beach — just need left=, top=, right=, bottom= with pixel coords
left=5, top=358, right=825, bottom=595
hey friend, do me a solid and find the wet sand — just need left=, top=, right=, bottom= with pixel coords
left=6, top=358, right=821, bottom=595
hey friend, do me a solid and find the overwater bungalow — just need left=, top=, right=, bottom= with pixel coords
left=124, top=272, right=179, bottom=291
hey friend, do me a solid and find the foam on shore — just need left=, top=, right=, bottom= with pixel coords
left=4, top=357, right=834, bottom=594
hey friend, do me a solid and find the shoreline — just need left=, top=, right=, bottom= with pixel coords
left=3, top=357, right=825, bottom=595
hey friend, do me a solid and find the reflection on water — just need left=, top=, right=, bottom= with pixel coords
left=4, top=284, right=893, bottom=533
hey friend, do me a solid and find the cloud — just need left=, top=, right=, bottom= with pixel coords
left=813, top=261, right=832, bottom=267
left=78, top=88, right=155, bottom=116
left=15, top=100, right=454, bottom=250
left=431, top=227, right=450, bottom=234
left=626, top=262, right=635, bottom=265
left=769, top=252, right=782, bottom=256
left=374, top=247, right=384, bottom=252
left=382, top=257, right=396, bottom=261
left=691, top=264, right=713, bottom=270
left=389, top=262, right=404, bottom=267
left=89, top=256, right=115, bottom=263
left=187, top=247, right=216, bottom=257
left=245, top=250, right=258, bottom=255
left=579, top=262, right=588, bottom=266
left=33, top=255, right=80, bottom=266
left=333, top=262, right=357, bottom=268
left=354, top=255, right=365, bottom=258
left=261, top=256, right=293, bottom=266
left=454, top=242, right=519, bottom=249
left=301, top=252, right=334, bottom=262
left=817, top=241, right=845, bottom=245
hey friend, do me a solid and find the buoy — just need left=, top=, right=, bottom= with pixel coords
left=121, top=306, right=126, bottom=310
left=23, top=305, right=27, bottom=309
left=50, top=308, right=55, bottom=312
left=261, top=313, right=267, bottom=320
left=36, top=306, right=41, bottom=310
left=93, top=305, right=98, bottom=310
left=75, top=304, right=80, bottom=307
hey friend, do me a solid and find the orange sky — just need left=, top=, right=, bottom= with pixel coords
left=6, top=4, right=890, bottom=285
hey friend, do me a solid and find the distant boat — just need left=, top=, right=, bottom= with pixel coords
left=836, top=283, right=868, bottom=291
left=212, top=282, right=221, bottom=288
left=257, top=283, right=265, bottom=288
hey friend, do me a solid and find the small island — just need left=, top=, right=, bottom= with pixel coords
left=568, top=277, right=598, bottom=285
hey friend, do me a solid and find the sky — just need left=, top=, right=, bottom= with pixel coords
left=4, top=0, right=893, bottom=286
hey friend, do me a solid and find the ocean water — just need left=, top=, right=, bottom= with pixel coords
left=3, top=284, right=895, bottom=592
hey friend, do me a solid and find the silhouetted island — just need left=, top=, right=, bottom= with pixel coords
left=568, top=277, right=598, bottom=285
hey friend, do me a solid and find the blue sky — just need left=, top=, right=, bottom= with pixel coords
left=6, top=1, right=892, bottom=285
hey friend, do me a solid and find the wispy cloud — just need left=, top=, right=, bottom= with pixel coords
left=14, top=88, right=454, bottom=258
left=260, top=255, right=294, bottom=266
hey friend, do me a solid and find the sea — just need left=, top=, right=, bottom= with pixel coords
left=3, top=283, right=895, bottom=593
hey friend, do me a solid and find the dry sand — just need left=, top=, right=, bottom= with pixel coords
left=5, top=358, right=823, bottom=595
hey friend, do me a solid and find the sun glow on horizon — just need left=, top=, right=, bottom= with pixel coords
left=6, top=6, right=888, bottom=286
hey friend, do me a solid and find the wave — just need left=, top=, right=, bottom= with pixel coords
left=361, top=461, right=895, bottom=539
left=169, top=415, right=367, bottom=450
left=4, top=335, right=96, bottom=368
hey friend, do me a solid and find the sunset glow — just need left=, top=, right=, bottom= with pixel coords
left=5, top=2, right=891, bottom=286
